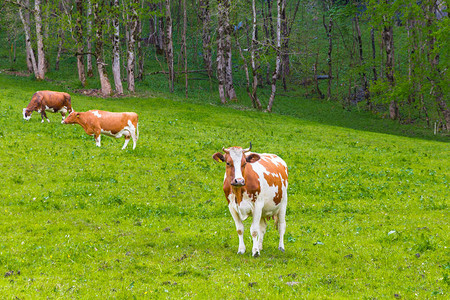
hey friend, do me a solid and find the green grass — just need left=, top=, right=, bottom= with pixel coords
left=0, top=73, right=449, bottom=298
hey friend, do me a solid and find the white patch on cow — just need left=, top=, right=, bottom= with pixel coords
left=92, top=111, right=102, bottom=118
left=58, top=106, right=68, bottom=115
left=229, top=148, right=245, bottom=181
left=95, top=136, right=101, bottom=147
left=44, top=105, right=56, bottom=113
left=23, top=108, right=31, bottom=120
left=229, top=191, right=257, bottom=221
left=37, top=109, right=41, bottom=113
left=99, top=120, right=137, bottom=150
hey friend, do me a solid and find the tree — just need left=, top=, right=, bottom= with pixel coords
left=112, top=0, right=124, bottom=94
left=93, top=0, right=112, bottom=96
left=198, top=0, right=212, bottom=78
left=75, top=0, right=86, bottom=87
left=34, top=0, right=45, bottom=80
left=267, top=0, right=285, bottom=112
left=165, top=0, right=174, bottom=92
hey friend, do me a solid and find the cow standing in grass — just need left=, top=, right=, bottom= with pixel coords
left=63, top=110, right=139, bottom=150
left=23, top=91, right=73, bottom=123
left=213, top=143, right=288, bottom=257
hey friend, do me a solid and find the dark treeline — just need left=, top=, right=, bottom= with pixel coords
left=0, top=0, right=448, bottom=131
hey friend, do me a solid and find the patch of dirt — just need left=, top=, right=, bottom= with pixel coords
left=1, top=70, right=31, bottom=77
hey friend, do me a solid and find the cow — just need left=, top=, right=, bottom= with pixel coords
left=23, top=90, right=73, bottom=123
left=212, top=143, right=288, bottom=257
left=63, top=110, right=139, bottom=150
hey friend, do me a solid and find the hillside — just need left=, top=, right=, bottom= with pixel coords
left=0, top=74, right=449, bottom=298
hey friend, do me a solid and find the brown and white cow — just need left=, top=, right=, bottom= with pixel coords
left=23, top=90, right=73, bottom=123
left=63, top=110, right=139, bottom=150
left=213, top=143, right=288, bottom=257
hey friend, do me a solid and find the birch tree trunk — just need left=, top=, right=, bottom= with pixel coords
left=127, top=0, right=138, bottom=92
left=165, top=0, right=174, bottom=92
left=223, top=0, right=236, bottom=101
left=23, top=0, right=33, bottom=73
left=34, top=0, right=45, bottom=80
left=250, top=0, right=262, bottom=109
left=198, top=0, right=212, bottom=77
left=94, top=0, right=112, bottom=96
left=75, top=0, right=86, bottom=87
left=267, top=0, right=284, bottom=112
left=87, top=0, right=94, bottom=77
left=217, top=0, right=227, bottom=103
left=137, top=0, right=144, bottom=82
left=18, top=5, right=38, bottom=78
left=112, top=0, right=123, bottom=94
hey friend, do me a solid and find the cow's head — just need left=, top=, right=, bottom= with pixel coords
left=23, top=108, right=32, bottom=120
left=213, top=143, right=261, bottom=187
left=62, top=111, right=80, bottom=124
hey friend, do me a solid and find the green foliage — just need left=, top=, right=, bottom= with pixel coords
left=0, top=74, right=449, bottom=298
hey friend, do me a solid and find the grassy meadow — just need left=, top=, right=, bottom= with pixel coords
left=0, top=73, right=449, bottom=298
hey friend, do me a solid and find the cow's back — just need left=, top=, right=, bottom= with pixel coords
left=89, top=110, right=138, bottom=132
left=37, top=91, right=71, bottom=108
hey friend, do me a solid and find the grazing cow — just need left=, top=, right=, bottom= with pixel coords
left=23, top=90, right=73, bottom=123
left=212, top=143, right=288, bottom=257
left=63, top=110, right=139, bottom=150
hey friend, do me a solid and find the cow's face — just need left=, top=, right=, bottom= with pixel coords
left=213, top=146, right=260, bottom=187
left=23, top=108, right=32, bottom=120
left=63, top=111, right=79, bottom=124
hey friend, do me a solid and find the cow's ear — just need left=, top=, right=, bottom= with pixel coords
left=246, top=153, right=260, bottom=163
left=212, top=152, right=225, bottom=163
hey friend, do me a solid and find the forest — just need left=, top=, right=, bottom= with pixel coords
left=0, top=0, right=448, bottom=132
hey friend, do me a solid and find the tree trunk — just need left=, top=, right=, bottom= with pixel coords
left=112, top=0, right=123, bottom=94
left=182, top=0, right=188, bottom=98
left=217, top=0, right=227, bottom=103
left=354, top=15, right=368, bottom=106
left=267, top=0, right=284, bottom=112
left=250, top=0, right=262, bottom=109
left=198, top=0, right=212, bottom=77
left=165, top=0, right=174, bottom=92
left=87, top=0, right=94, bottom=77
left=371, top=27, right=377, bottom=82
left=323, top=15, right=332, bottom=100
left=75, top=0, right=86, bottom=87
left=382, top=18, right=397, bottom=120
left=34, top=0, right=45, bottom=80
left=223, top=0, right=237, bottom=101
left=94, top=0, right=112, bottom=96
left=137, top=0, right=144, bottom=82
left=127, top=0, right=139, bottom=92
left=18, top=5, right=38, bottom=78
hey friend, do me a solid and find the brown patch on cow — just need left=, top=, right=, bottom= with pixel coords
left=237, top=230, right=243, bottom=235
left=251, top=231, right=258, bottom=238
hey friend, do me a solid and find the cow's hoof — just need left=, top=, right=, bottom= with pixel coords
left=278, top=247, right=285, bottom=253
left=237, top=250, right=245, bottom=255
left=252, top=250, right=260, bottom=258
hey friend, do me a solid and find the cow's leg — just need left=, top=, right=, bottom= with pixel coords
left=130, top=126, right=137, bottom=150
left=277, top=201, right=287, bottom=252
left=228, top=204, right=245, bottom=254
left=41, top=111, right=50, bottom=123
left=258, top=218, right=267, bottom=251
left=94, top=132, right=101, bottom=147
left=122, top=136, right=131, bottom=150
left=60, top=112, right=66, bottom=123
left=250, top=201, right=264, bottom=257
